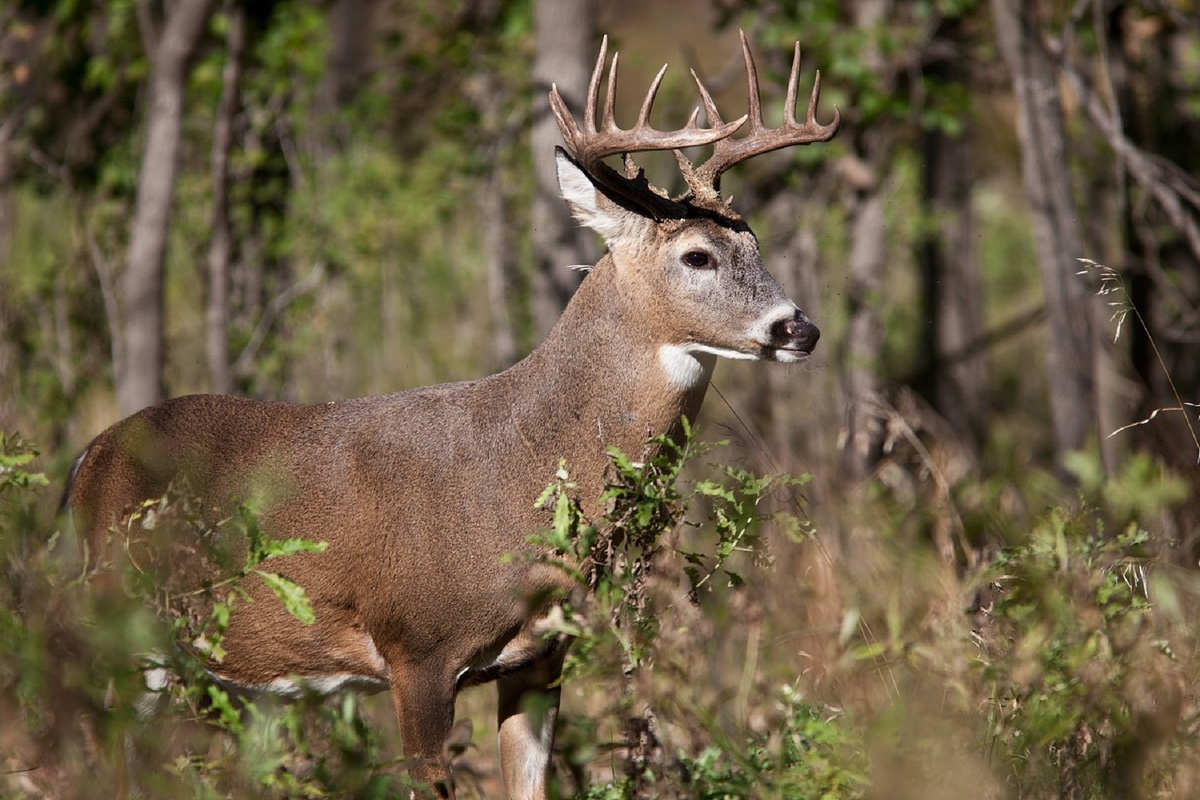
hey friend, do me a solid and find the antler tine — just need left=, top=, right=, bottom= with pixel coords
left=784, top=41, right=800, bottom=126
left=548, top=83, right=579, bottom=152
left=689, top=68, right=725, bottom=127
left=583, top=34, right=608, bottom=135
left=636, top=63, right=669, bottom=128
left=602, top=50, right=619, bottom=132
left=738, top=28, right=764, bottom=132
left=808, top=69, right=839, bottom=131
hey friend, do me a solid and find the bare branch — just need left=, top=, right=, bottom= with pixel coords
left=232, top=262, right=325, bottom=378
left=83, top=220, right=124, bottom=383
left=1050, top=36, right=1200, bottom=265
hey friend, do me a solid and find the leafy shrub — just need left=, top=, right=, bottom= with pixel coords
left=977, top=501, right=1198, bottom=796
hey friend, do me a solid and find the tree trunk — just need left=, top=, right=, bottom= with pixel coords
left=118, top=0, right=214, bottom=416
left=837, top=0, right=891, bottom=480
left=471, top=71, right=518, bottom=370
left=840, top=186, right=886, bottom=478
left=917, top=127, right=986, bottom=449
left=0, top=119, right=14, bottom=422
left=992, top=0, right=1095, bottom=463
left=316, top=0, right=369, bottom=153
left=0, top=117, right=14, bottom=260
left=530, top=0, right=595, bottom=339
left=206, top=2, right=245, bottom=396
left=761, top=190, right=825, bottom=474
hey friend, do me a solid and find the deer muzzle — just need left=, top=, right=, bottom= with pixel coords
left=766, top=310, right=820, bottom=359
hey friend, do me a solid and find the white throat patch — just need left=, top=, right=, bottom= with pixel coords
left=658, top=345, right=718, bottom=390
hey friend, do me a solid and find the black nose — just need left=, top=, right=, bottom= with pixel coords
left=770, top=312, right=820, bottom=353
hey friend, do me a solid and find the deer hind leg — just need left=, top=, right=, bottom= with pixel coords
left=496, top=650, right=565, bottom=800
left=389, top=665, right=457, bottom=799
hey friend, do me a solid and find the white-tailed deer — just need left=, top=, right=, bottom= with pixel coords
left=66, top=31, right=837, bottom=799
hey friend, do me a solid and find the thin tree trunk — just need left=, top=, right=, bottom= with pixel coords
left=840, top=187, right=886, bottom=478
left=0, top=121, right=14, bottom=425
left=992, top=0, right=1095, bottom=462
left=206, top=2, right=245, bottom=396
left=838, top=0, right=890, bottom=480
left=917, top=127, right=986, bottom=449
left=471, top=71, right=518, bottom=370
left=530, top=0, right=595, bottom=339
left=316, top=0, right=369, bottom=154
left=118, top=0, right=214, bottom=416
left=762, top=191, right=823, bottom=474
left=0, top=117, right=14, bottom=261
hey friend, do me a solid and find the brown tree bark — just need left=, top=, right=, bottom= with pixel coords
left=530, top=0, right=595, bottom=339
left=917, top=127, right=986, bottom=449
left=840, top=182, right=886, bottom=478
left=992, top=0, right=1096, bottom=462
left=838, top=0, right=890, bottom=480
left=315, top=0, right=369, bottom=153
left=206, top=2, right=246, bottom=396
left=469, top=71, right=519, bottom=370
left=0, top=116, right=14, bottom=265
left=118, top=0, right=214, bottom=416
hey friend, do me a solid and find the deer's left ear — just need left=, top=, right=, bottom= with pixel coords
left=556, top=148, right=650, bottom=249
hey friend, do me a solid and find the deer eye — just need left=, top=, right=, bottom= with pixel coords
left=681, top=250, right=713, bottom=269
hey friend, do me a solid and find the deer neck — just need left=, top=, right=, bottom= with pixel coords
left=503, top=255, right=713, bottom=498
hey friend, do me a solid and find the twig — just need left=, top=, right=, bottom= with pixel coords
left=232, top=261, right=324, bottom=378
left=26, top=145, right=70, bottom=183
left=1, top=764, right=40, bottom=774
left=82, top=215, right=124, bottom=385
left=939, top=304, right=1046, bottom=367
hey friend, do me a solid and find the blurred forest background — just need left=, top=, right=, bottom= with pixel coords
left=3, top=0, right=1200, bottom=797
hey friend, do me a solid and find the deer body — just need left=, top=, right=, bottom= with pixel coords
left=68, top=33, right=837, bottom=799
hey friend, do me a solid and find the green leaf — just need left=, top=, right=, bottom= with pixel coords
left=206, top=685, right=244, bottom=734
left=255, top=570, right=316, bottom=625
left=848, top=642, right=887, bottom=661
left=606, top=446, right=638, bottom=477
left=258, top=537, right=328, bottom=560
left=695, top=480, right=736, bottom=503
left=554, top=492, right=573, bottom=543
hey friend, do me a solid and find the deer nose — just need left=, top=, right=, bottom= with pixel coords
left=770, top=312, right=820, bottom=353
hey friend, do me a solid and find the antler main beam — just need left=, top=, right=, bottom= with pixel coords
left=681, top=30, right=840, bottom=199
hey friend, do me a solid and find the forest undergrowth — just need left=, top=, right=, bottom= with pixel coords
left=2, top=418, right=1197, bottom=799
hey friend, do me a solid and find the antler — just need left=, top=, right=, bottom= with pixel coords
left=549, top=35, right=747, bottom=219
left=679, top=30, right=840, bottom=201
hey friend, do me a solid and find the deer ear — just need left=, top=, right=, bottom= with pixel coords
left=555, top=148, right=649, bottom=248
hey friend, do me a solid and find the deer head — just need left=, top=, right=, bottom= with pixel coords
left=549, top=30, right=838, bottom=386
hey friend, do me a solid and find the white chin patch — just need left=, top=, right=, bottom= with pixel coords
left=685, top=343, right=760, bottom=361
left=772, top=349, right=809, bottom=363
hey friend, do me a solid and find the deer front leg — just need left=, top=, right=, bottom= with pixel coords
left=496, top=651, right=565, bottom=800
left=390, top=665, right=457, bottom=799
